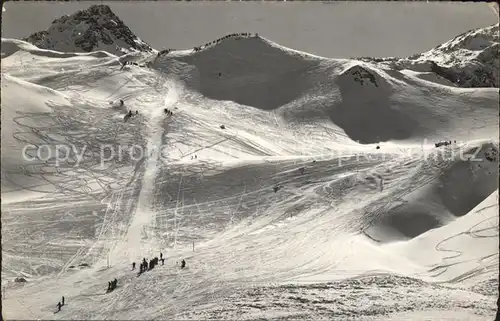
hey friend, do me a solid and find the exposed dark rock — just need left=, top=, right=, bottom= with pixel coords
left=484, top=147, right=498, bottom=162
left=23, top=5, right=152, bottom=55
left=347, top=66, right=379, bottom=87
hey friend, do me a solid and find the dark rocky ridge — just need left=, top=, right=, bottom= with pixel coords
left=352, top=23, right=499, bottom=88
left=23, top=5, right=153, bottom=55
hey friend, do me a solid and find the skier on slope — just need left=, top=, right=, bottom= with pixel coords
left=124, top=110, right=133, bottom=122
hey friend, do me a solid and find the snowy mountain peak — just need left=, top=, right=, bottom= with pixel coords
left=356, top=23, right=499, bottom=88
left=408, top=23, right=499, bottom=88
left=431, top=23, right=499, bottom=54
left=23, top=5, right=153, bottom=56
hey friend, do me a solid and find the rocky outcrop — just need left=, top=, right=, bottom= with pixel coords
left=352, top=24, right=499, bottom=88
left=23, top=5, right=152, bottom=55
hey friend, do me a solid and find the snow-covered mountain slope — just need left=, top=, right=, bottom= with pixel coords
left=364, top=141, right=499, bottom=243
left=405, top=23, right=499, bottom=88
left=1, top=74, right=69, bottom=195
left=1, top=8, right=499, bottom=321
left=155, top=35, right=498, bottom=144
left=356, top=23, right=499, bottom=88
left=155, top=35, right=327, bottom=111
left=22, top=5, right=153, bottom=56
left=1, top=38, right=115, bottom=60
left=382, top=188, right=499, bottom=312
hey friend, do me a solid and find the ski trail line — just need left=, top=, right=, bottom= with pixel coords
left=113, top=79, right=180, bottom=263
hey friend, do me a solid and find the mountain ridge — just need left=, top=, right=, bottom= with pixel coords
left=354, top=23, right=499, bottom=88
left=21, top=4, right=499, bottom=90
left=23, top=4, right=153, bottom=56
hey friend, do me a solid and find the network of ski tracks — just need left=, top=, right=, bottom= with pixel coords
left=3, top=63, right=497, bottom=293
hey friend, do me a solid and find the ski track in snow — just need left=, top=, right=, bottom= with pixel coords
left=116, top=79, right=180, bottom=262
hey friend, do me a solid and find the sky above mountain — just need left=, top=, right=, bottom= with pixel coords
left=2, top=2, right=498, bottom=59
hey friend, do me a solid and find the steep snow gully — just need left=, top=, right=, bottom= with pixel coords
left=1, top=5, right=499, bottom=321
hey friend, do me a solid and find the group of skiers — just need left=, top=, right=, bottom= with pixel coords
left=115, top=100, right=176, bottom=123
left=133, top=253, right=187, bottom=275
left=111, top=99, right=136, bottom=122
left=192, top=32, right=259, bottom=52
left=54, top=251, right=189, bottom=311
left=120, top=61, right=152, bottom=70
left=56, top=296, right=65, bottom=312
left=124, top=109, right=139, bottom=122
left=435, top=140, right=456, bottom=148
left=158, top=33, right=259, bottom=57
left=135, top=253, right=168, bottom=276
left=114, top=99, right=175, bottom=122
left=107, top=278, right=118, bottom=292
